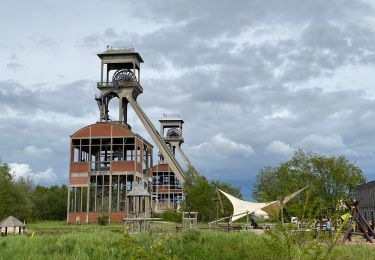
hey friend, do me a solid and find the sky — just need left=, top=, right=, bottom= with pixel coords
left=2, top=0, right=375, bottom=199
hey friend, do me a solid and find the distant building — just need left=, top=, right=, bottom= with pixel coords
left=355, top=181, right=375, bottom=223
left=0, top=216, right=25, bottom=235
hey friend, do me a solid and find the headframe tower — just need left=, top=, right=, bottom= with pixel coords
left=95, top=48, right=186, bottom=183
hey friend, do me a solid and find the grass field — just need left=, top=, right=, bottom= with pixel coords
left=1, top=221, right=375, bottom=259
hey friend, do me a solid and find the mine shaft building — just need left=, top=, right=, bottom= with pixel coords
left=68, top=123, right=153, bottom=223
left=67, top=48, right=188, bottom=223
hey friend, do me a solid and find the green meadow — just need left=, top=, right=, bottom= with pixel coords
left=1, top=221, right=375, bottom=260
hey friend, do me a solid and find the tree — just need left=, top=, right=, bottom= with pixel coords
left=0, top=162, right=33, bottom=221
left=0, top=161, right=68, bottom=221
left=183, top=167, right=242, bottom=222
left=31, top=185, right=68, bottom=220
left=252, top=149, right=365, bottom=220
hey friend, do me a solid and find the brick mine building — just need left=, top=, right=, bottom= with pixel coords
left=67, top=48, right=191, bottom=223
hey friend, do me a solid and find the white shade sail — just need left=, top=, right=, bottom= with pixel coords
left=218, top=186, right=308, bottom=222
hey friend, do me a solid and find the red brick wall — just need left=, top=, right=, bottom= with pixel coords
left=112, top=125, right=133, bottom=137
left=70, top=177, right=88, bottom=185
left=71, top=162, right=89, bottom=172
left=68, top=212, right=127, bottom=223
left=91, top=124, right=111, bottom=137
left=111, top=161, right=135, bottom=171
left=111, top=212, right=127, bottom=222
left=87, top=213, right=98, bottom=223
left=72, top=123, right=135, bottom=138
left=151, top=163, right=171, bottom=172
left=68, top=213, right=87, bottom=223
left=72, top=126, right=90, bottom=138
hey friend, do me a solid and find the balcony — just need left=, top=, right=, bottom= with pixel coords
left=164, top=136, right=184, bottom=142
left=97, top=81, right=143, bottom=96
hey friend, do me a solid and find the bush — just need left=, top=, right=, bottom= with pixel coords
left=97, top=213, right=109, bottom=226
left=161, top=208, right=181, bottom=223
left=182, top=229, right=202, bottom=243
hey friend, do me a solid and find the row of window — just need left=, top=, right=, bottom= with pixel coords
left=72, top=138, right=152, bottom=167
left=152, top=193, right=183, bottom=203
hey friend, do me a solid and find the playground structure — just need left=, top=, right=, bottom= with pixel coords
left=182, top=212, right=198, bottom=229
left=342, top=200, right=375, bottom=244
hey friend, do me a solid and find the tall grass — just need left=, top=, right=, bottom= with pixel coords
left=1, top=222, right=375, bottom=259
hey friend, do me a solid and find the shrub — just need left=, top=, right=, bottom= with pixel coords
left=161, top=208, right=181, bottom=223
left=97, top=212, right=109, bottom=226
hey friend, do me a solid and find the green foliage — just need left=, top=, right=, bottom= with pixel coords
left=252, top=149, right=366, bottom=220
left=0, top=163, right=33, bottom=221
left=96, top=197, right=109, bottom=225
left=2, top=221, right=375, bottom=259
left=97, top=213, right=109, bottom=226
left=0, top=161, right=67, bottom=222
left=160, top=208, right=182, bottom=223
left=31, top=185, right=68, bottom=220
left=117, top=232, right=177, bottom=260
left=0, top=162, right=12, bottom=180
left=181, top=228, right=201, bottom=243
left=182, top=166, right=242, bottom=222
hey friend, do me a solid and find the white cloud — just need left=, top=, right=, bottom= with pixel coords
left=23, top=145, right=52, bottom=157
left=191, top=134, right=255, bottom=158
left=264, top=108, right=294, bottom=120
left=2, top=0, right=375, bottom=196
left=34, top=168, right=57, bottom=182
left=295, top=133, right=346, bottom=151
left=9, top=163, right=32, bottom=179
left=265, top=141, right=294, bottom=156
left=9, top=163, right=57, bottom=183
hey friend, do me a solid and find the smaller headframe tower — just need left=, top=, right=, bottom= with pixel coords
left=159, top=114, right=192, bottom=168
left=151, top=114, right=193, bottom=212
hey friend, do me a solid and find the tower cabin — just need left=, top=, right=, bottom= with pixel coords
left=67, top=48, right=153, bottom=223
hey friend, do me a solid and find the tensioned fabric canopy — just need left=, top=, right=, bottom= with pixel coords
left=218, top=186, right=308, bottom=222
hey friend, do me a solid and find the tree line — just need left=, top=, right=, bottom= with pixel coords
left=182, top=149, right=366, bottom=223
left=181, top=166, right=242, bottom=222
left=0, top=148, right=367, bottom=223
left=252, top=149, right=366, bottom=221
left=0, top=162, right=67, bottom=222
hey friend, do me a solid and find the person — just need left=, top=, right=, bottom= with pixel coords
left=367, top=220, right=374, bottom=238
left=346, top=221, right=354, bottom=242
left=325, top=219, right=332, bottom=238
left=325, top=220, right=331, bottom=231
